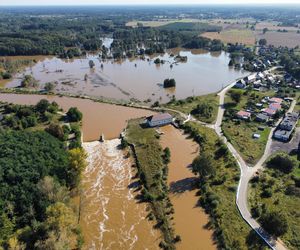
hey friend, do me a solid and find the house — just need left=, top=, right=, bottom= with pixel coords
left=269, top=97, right=283, bottom=104
left=273, top=129, right=292, bottom=142
left=244, top=74, right=256, bottom=84
left=256, top=113, right=269, bottom=122
left=269, top=103, right=281, bottom=111
left=147, top=113, right=173, bottom=127
left=256, top=72, right=265, bottom=80
left=234, top=79, right=246, bottom=89
left=262, top=108, right=277, bottom=117
left=236, top=110, right=251, bottom=120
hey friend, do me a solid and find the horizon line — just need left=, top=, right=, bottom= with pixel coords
left=1, top=3, right=300, bottom=6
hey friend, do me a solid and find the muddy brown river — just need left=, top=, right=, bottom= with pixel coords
left=160, top=125, right=215, bottom=250
left=0, top=93, right=153, bottom=141
left=4, top=49, right=247, bottom=103
left=0, top=93, right=215, bottom=249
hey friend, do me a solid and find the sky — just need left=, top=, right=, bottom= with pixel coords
left=0, top=0, right=300, bottom=6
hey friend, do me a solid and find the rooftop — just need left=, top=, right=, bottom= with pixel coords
left=148, top=113, right=173, bottom=122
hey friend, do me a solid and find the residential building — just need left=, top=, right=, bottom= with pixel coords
left=256, top=113, right=269, bottom=122
left=262, top=108, right=276, bottom=117
left=236, top=110, right=251, bottom=120
left=273, top=129, right=292, bottom=142
left=269, top=97, right=283, bottom=104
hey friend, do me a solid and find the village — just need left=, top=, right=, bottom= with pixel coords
left=233, top=67, right=299, bottom=144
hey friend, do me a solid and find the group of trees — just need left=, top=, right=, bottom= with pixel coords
left=0, top=100, right=86, bottom=248
left=163, top=78, right=176, bottom=88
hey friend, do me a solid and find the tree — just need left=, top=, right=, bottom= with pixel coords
left=35, top=99, right=50, bottom=113
left=260, top=211, right=288, bottom=237
left=44, top=82, right=55, bottom=92
left=229, top=90, right=242, bottom=103
left=263, top=28, right=269, bottom=34
left=163, top=78, right=176, bottom=88
left=154, top=58, right=161, bottom=64
left=20, top=75, right=38, bottom=88
left=67, top=148, right=87, bottom=188
left=259, top=38, right=267, bottom=46
left=66, top=107, right=82, bottom=122
left=162, top=147, right=171, bottom=164
left=266, top=152, right=296, bottom=173
left=191, top=102, right=214, bottom=119
left=89, top=60, right=95, bottom=69
left=46, top=123, right=64, bottom=140
left=192, top=152, right=215, bottom=179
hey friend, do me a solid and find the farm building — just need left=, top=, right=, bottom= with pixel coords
left=147, top=113, right=173, bottom=127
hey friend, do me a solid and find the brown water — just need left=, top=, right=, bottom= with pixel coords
left=4, top=49, right=247, bottom=103
left=160, top=125, right=215, bottom=250
left=82, top=140, right=160, bottom=250
left=0, top=93, right=153, bottom=141
left=0, top=93, right=159, bottom=249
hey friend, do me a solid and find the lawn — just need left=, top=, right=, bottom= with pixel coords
left=125, top=119, right=176, bottom=249
left=201, top=29, right=256, bottom=46
left=222, top=119, right=271, bottom=164
left=181, top=122, right=266, bottom=250
left=164, top=93, right=219, bottom=124
left=222, top=89, right=277, bottom=164
left=249, top=155, right=300, bottom=250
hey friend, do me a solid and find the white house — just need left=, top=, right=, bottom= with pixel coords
left=147, top=113, right=173, bottom=127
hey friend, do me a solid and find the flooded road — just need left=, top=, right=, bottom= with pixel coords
left=160, top=125, right=215, bottom=250
left=0, top=93, right=154, bottom=141
left=82, top=140, right=160, bottom=250
left=4, top=50, right=247, bottom=103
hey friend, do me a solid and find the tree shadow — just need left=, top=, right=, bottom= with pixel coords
left=169, top=177, right=198, bottom=194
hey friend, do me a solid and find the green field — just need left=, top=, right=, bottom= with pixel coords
left=164, top=94, right=219, bottom=124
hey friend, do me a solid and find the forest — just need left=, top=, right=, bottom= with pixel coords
left=0, top=100, right=85, bottom=249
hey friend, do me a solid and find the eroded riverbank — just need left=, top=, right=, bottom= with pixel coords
left=160, top=125, right=216, bottom=250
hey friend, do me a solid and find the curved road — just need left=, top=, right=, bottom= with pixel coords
left=213, top=80, right=292, bottom=250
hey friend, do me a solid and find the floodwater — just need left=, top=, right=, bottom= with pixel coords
left=0, top=93, right=154, bottom=141
left=81, top=139, right=160, bottom=250
left=4, top=49, right=247, bottom=103
left=0, top=93, right=159, bottom=249
left=160, top=125, right=215, bottom=250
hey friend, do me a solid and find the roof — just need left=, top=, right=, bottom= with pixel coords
left=263, top=108, right=276, bottom=115
left=269, top=103, right=281, bottom=110
left=148, top=113, right=173, bottom=122
left=237, top=110, right=251, bottom=117
left=269, top=97, right=283, bottom=104
left=256, top=113, right=269, bottom=120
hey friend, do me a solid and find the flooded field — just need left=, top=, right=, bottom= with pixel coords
left=81, top=140, right=160, bottom=250
left=160, top=125, right=215, bottom=250
left=4, top=49, right=247, bottom=103
left=0, top=93, right=154, bottom=141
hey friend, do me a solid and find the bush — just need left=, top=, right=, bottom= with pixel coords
left=260, top=211, right=288, bottom=237
left=163, top=78, right=176, bottom=88
left=266, top=152, right=297, bottom=174
left=67, top=107, right=83, bottom=122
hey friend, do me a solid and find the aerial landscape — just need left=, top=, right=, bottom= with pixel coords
left=0, top=0, right=300, bottom=250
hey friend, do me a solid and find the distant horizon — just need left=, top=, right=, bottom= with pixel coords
left=1, top=0, right=300, bottom=7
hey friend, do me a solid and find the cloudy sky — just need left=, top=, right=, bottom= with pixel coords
left=0, top=0, right=299, bottom=5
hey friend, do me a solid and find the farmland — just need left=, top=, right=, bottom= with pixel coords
left=201, top=29, right=256, bottom=46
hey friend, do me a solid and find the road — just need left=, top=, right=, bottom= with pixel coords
left=212, top=79, right=293, bottom=250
